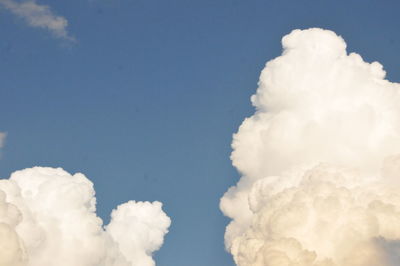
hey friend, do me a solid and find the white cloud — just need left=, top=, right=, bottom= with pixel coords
left=0, top=167, right=170, bottom=266
left=0, top=0, right=74, bottom=41
left=221, top=28, right=400, bottom=266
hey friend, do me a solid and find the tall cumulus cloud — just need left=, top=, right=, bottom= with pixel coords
left=0, top=167, right=170, bottom=266
left=221, top=28, right=400, bottom=266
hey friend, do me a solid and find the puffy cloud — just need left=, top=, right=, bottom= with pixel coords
left=221, top=28, right=400, bottom=266
left=107, top=201, right=171, bottom=266
left=0, top=0, right=74, bottom=41
left=0, top=166, right=170, bottom=266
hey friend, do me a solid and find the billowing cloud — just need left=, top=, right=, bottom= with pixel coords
left=0, top=0, right=73, bottom=41
left=221, top=28, right=400, bottom=266
left=0, top=166, right=170, bottom=266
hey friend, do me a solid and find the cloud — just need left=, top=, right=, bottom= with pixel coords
left=0, top=132, right=6, bottom=148
left=0, top=0, right=74, bottom=41
left=221, top=28, right=400, bottom=266
left=0, top=166, right=170, bottom=266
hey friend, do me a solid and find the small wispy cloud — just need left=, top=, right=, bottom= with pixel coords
left=0, top=0, right=74, bottom=41
left=0, top=132, right=6, bottom=148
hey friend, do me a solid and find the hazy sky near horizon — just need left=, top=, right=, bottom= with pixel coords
left=1, top=1, right=400, bottom=265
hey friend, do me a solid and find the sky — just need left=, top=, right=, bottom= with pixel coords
left=1, top=1, right=400, bottom=266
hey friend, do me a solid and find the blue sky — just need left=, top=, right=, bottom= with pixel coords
left=1, top=0, right=400, bottom=265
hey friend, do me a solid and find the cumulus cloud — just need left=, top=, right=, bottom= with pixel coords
left=221, top=28, right=400, bottom=266
left=0, top=166, right=170, bottom=266
left=0, top=0, right=74, bottom=41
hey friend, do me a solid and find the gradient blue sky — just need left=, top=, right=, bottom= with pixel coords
left=1, top=0, right=400, bottom=265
